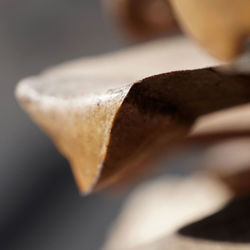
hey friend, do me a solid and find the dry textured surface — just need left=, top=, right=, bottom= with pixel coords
left=15, top=35, right=250, bottom=250
left=16, top=36, right=217, bottom=193
left=16, top=36, right=250, bottom=193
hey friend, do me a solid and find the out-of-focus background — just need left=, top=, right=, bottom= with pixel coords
left=0, top=1, right=129, bottom=249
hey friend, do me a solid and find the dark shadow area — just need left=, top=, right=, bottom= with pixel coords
left=101, top=68, right=250, bottom=187
left=179, top=194, right=250, bottom=243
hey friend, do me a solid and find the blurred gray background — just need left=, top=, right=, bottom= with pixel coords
left=0, top=1, right=128, bottom=249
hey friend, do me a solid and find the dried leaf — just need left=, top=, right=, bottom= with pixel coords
left=15, top=37, right=250, bottom=194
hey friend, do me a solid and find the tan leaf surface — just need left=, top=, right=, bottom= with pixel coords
left=15, top=36, right=250, bottom=194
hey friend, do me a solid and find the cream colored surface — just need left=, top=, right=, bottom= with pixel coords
left=203, top=138, right=250, bottom=175
left=192, top=104, right=250, bottom=135
left=103, top=175, right=231, bottom=250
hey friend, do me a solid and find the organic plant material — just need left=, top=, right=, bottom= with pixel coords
left=16, top=37, right=250, bottom=194
left=170, top=0, right=250, bottom=61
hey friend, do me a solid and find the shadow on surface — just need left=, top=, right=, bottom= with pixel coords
left=179, top=194, right=250, bottom=243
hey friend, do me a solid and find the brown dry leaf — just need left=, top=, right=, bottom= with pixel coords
left=15, top=36, right=250, bottom=194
